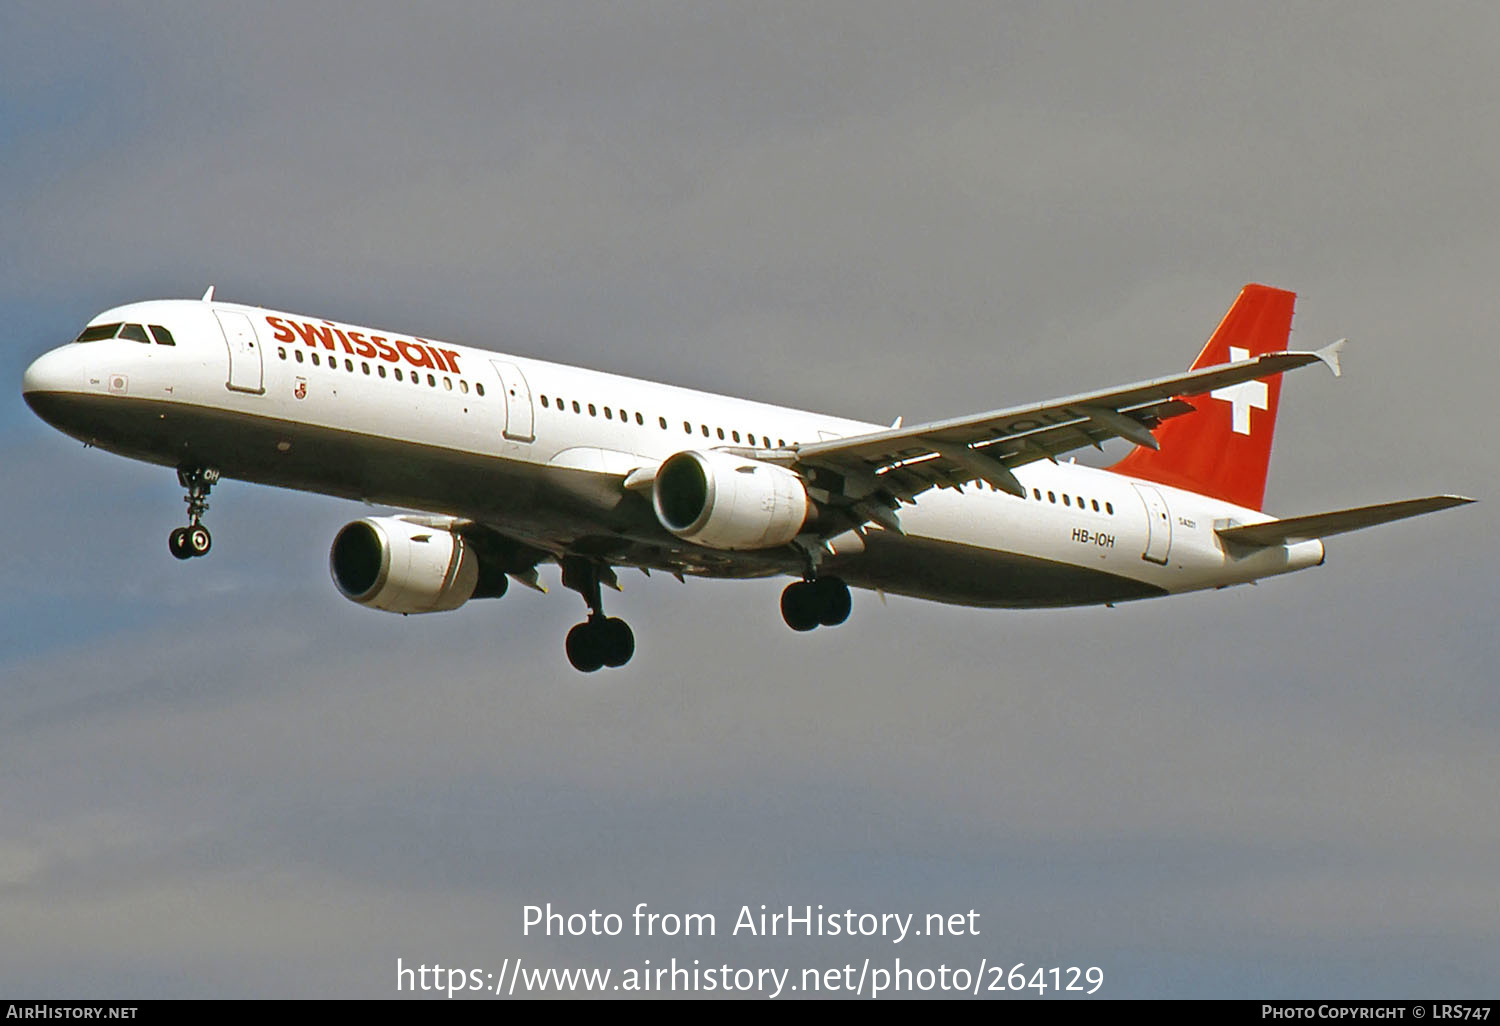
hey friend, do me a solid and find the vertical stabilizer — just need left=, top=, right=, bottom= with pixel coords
left=1109, top=284, right=1295, bottom=511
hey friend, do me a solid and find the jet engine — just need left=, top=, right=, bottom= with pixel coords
left=330, top=516, right=482, bottom=614
left=651, top=449, right=811, bottom=550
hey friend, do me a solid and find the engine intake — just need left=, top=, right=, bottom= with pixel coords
left=651, top=449, right=810, bottom=550
left=330, top=517, right=480, bottom=614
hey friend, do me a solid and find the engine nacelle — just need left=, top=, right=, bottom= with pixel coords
left=651, top=449, right=811, bottom=550
left=330, top=516, right=480, bottom=614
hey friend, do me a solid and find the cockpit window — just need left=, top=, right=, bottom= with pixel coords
left=73, top=322, right=175, bottom=345
left=75, top=323, right=122, bottom=342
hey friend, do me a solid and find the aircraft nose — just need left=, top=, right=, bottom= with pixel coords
left=21, top=346, right=88, bottom=428
left=22, top=346, right=75, bottom=396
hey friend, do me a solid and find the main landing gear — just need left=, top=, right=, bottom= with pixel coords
left=780, top=575, right=851, bottom=632
left=168, top=467, right=218, bottom=560
left=560, top=558, right=635, bottom=673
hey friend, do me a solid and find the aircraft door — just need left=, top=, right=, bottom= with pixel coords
left=216, top=310, right=265, bottom=394
left=1132, top=482, right=1172, bottom=565
left=491, top=360, right=535, bottom=443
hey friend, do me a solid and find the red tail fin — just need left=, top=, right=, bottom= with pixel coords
left=1109, top=284, right=1295, bottom=511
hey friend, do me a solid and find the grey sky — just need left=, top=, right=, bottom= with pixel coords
left=2, top=2, right=1495, bottom=998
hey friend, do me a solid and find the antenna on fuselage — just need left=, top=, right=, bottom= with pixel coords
left=201, top=285, right=216, bottom=302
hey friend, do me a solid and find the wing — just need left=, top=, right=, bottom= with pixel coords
left=790, top=343, right=1344, bottom=527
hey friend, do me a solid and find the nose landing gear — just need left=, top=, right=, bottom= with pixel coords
left=169, top=467, right=218, bottom=560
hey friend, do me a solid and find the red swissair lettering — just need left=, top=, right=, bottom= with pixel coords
left=265, top=316, right=463, bottom=374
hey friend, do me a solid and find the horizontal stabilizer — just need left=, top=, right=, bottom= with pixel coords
left=1216, top=495, right=1474, bottom=547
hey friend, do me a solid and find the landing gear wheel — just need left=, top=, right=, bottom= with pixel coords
left=566, top=622, right=606, bottom=673
left=186, top=525, right=212, bottom=557
left=559, top=558, right=635, bottom=672
left=780, top=581, right=820, bottom=632
left=782, top=576, right=852, bottom=631
left=171, top=466, right=219, bottom=561
left=600, top=617, right=635, bottom=668
left=814, top=576, right=851, bottom=627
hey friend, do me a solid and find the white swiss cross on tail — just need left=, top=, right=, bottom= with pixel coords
left=1209, top=346, right=1269, bottom=435
left=1108, top=283, right=1296, bottom=511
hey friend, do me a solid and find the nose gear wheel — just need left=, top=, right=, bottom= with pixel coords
left=169, top=467, right=218, bottom=560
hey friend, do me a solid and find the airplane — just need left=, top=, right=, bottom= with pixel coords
left=21, top=283, right=1472, bottom=672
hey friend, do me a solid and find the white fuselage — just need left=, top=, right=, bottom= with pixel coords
left=21, top=298, right=1325, bottom=608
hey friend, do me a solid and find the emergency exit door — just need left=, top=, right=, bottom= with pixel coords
left=491, top=360, right=535, bottom=443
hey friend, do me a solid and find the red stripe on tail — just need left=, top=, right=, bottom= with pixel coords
left=1109, top=284, right=1295, bottom=511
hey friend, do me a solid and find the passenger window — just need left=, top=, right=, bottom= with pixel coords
left=1091, top=499, right=1099, bottom=512
left=701, top=425, right=709, bottom=437
left=295, top=350, right=305, bottom=363
left=1048, top=491, right=1056, bottom=503
left=312, top=353, right=321, bottom=366
left=395, top=368, right=403, bottom=381
left=1063, top=495, right=1071, bottom=507
left=541, top=396, right=549, bottom=408
left=659, top=417, right=668, bottom=429
left=444, top=377, right=453, bottom=390
left=684, top=421, right=692, bottom=433
left=75, top=323, right=122, bottom=342
left=636, top=413, right=644, bottom=426
left=1105, top=501, right=1113, bottom=515
left=604, top=407, right=612, bottom=419
left=148, top=325, right=176, bottom=346
left=732, top=430, right=740, bottom=442
left=342, top=358, right=351, bottom=371
left=363, top=362, right=371, bottom=375
left=475, top=382, right=485, bottom=396
left=120, top=324, right=150, bottom=343
left=428, top=374, right=436, bottom=386
left=460, top=380, right=468, bottom=393
left=378, top=365, right=387, bottom=378
left=588, top=403, right=596, bottom=416
left=573, top=401, right=582, bottom=413
left=1033, top=488, right=1041, bottom=500
left=716, top=427, right=725, bottom=440
left=277, top=347, right=287, bottom=360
